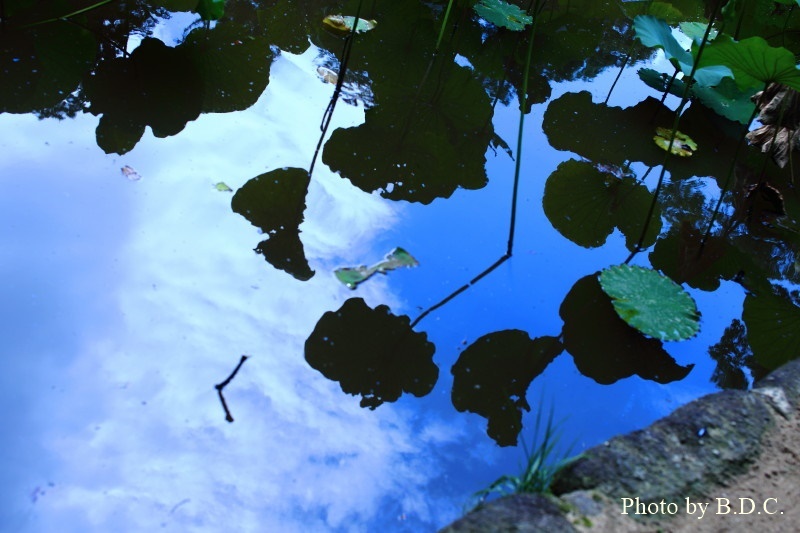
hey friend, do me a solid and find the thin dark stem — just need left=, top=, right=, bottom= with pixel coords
left=658, top=69, right=680, bottom=109
left=410, top=254, right=510, bottom=328
left=604, top=54, right=629, bottom=105
left=309, top=1, right=364, bottom=178
left=23, top=0, right=115, bottom=27
left=507, top=0, right=542, bottom=256
left=215, top=355, right=249, bottom=423
left=626, top=0, right=723, bottom=263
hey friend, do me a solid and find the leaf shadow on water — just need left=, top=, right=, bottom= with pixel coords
left=451, top=331, right=563, bottom=447
left=304, top=297, right=438, bottom=409
left=559, top=274, right=694, bottom=385
left=231, top=167, right=315, bottom=281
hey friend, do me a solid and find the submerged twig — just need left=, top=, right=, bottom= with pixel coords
left=215, top=355, right=249, bottom=423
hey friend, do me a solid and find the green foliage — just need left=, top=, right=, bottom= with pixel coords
left=599, top=265, right=700, bottom=341
left=473, top=0, right=532, bottom=31
left=560, top=274, right=694, bottom=385
left=634, top=14, right=693, bottom=73
left=322, top=15, right=378, bottom=36
left=698, top=36, right=800, bottom=91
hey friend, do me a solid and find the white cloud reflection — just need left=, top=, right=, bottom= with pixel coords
left=2, top=47, right=465, bottom=532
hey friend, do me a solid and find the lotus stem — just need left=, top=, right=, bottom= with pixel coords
left=625, top=0, right=723, bottom=263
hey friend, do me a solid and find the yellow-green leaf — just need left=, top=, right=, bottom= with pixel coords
left=653, top=127, right=697, bottom=156
left=323, top=15, right=377, bottom=36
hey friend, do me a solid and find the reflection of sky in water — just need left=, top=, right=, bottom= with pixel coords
left=0, top=47, right=473, bottom=532
left=1, top=37, right=742, bottom=533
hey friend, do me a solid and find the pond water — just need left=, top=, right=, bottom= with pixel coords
left=3, top=0, right=800, bottom=531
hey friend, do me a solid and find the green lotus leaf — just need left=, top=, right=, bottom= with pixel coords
left=599, top=265, right=700, bottom=341
left=698, top=36, right=800, bottom=91
left=473, top=0, right=532, bottom=31
left=322, top=15, right=377, bottom=35
left=214, top=182, right=233, bottom=192
left=634, top=15, right=693, bottom=73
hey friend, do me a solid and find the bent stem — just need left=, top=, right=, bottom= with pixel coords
left=410, top=254, right=509, bottom=328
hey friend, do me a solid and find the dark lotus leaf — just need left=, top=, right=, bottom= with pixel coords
left=708, top=319, right=759, bottom=390
left=305, top=298, right=438, bottom=409
left=323, top=64, right=493, bottom=204
left=559, top=274, right=694, bottom=385
left=649, top=221, right=745, bottom=292
left=542, top=91, right=746, bottom=182
left=231, top=168, right=314, bottom=281
left=183, top=23, right=272, bottom=113
left=321, top=0, right=494, bottom=204
left=1, top=22, right=96, bottom=114
left=451, top=331, right=562, bottom=447
left=543, top=159, right=661, bottom=251
left=84, top=37, right=204, bottom=154
left=743, top=284, right=800, bottom=370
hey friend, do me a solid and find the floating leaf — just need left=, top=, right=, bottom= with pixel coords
left=214, top=181, right=232, bottom=192
left=473, top=0, right=532, bottom=31
left=599, top=265, right=700, bottom=341
left=120, top=165, right=142, bottom=181
left=653, top=127, right=697, bottom=156
left=335, top=247, right=418, bottom=289
left=322, top=15, right=377, bottom=36
left=560, top=275, right=694, bottom=384
left=317, top=66, right=337, bottom=84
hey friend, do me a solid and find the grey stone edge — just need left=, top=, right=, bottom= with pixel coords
left=438, top=358, right=800, bottom=533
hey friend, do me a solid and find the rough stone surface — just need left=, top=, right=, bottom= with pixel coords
left=439, top=493, right=577, bottom=533
left=550, top=389, right=775, bottom=502
left=437, top=358, right=800, bottom=532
